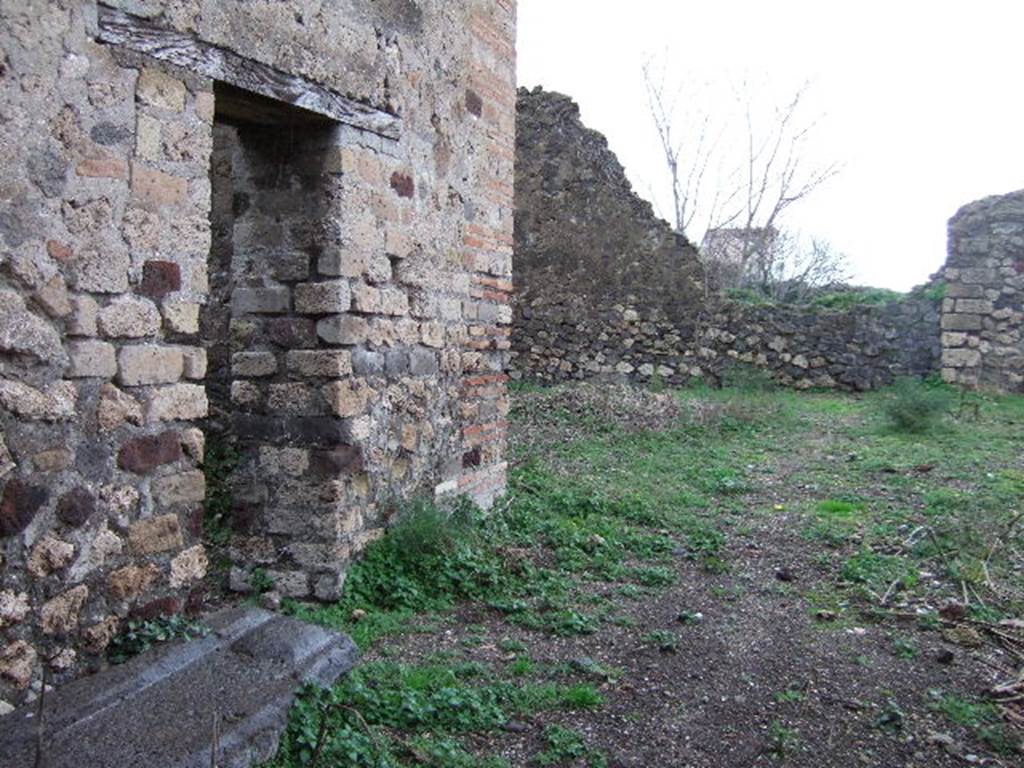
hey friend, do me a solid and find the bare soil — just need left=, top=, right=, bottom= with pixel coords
left=361, top=385, right=1023, bottom=768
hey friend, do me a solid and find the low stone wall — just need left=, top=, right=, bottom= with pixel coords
left=512, top=294, right=941, bottom=391
left=941, top=190, right=1024, bottom=392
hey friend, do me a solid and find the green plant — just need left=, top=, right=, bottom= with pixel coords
left=775, top=685, right=804, bottom=704
left=923, top=281, right=946, bottom=302
left=508, top=658, right=535, bottom=677
left=929, top=693, right=1020, bottom=755
left=338, top=496, right=500, bottom=614
left=535, top=725, right=606, bottom=767
left=816, top=498, right=865, bottom=517
left=841, top=549, right=918, bottom=594
left=202, top=433, right=239, bottom=548
left=559, top=683, right=605, bottom=709
left=250, top=568, right=276, bottom=595
left=642, top=629, right=679, bottom=652
left=767, top=719, right=800, bottom=759
left=979, top=724, right=1020, bottom=756
left=508, top=379, right=548, bottom=395
left=725, top=287, right=777, bottom=306
left=883, top=378, right=953, bottom=434
left=268, top=661, right=608, bottom=768
left=873, top=699, right=904, bottom=732
left=932, top=694, right=999, bottom=728
left=629, top=565, right=676, bottom=587
left=892, top=635, right=918, bottom=660
left=719, top=362, right=778, bottom=392
left=811, top=287, right=903, bottom=310
left=108, top=616, right=209, bottom=664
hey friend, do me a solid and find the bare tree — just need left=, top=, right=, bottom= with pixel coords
left=643, top=62, right=734, bottom=239
left=642, top=63, right=842, bottom=297
left=745, top=232, right=851, bottom=302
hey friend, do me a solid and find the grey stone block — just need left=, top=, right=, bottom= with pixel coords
left=384, top=348, right=409, bottom=376
left=409, top=348, right=439, bottom=376
left=231, top=287, right=290, bottom=315
left=352, top=348, right=384, bottom=376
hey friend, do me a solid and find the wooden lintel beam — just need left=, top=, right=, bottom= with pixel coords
left=96, top=4, right=401, bottom=140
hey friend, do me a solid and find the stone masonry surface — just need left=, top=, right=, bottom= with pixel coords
left=0, top=606, right=359, bottom=768
left=940, top=190, right=1024, bottom=392
left=0, top=0, right=515, bottom=708
left=514, top=294, right=941, bottom=392
left=514, top=87, right=705, bottom=323
left=511, top=88, right=941, bottom=391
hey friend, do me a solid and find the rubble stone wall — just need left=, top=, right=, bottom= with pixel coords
left=510, top=88, right=941, bottom=391
left=514, top=87, right=705, bottom=323
left=941, top=190, right=1024, bottom=392
left=0, top=0, right=515, bottom=706
left=514, top=294, right=941, bottom=391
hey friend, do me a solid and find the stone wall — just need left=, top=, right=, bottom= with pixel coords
left=511, top=87, right=941, bottom=392
left=514, top=294, right=940, bottom=391
left=514, top=88, right=705, bottom=321
left=941, top=190, right=1024, bottom=392
left=0, top=0, right=515, bottom=707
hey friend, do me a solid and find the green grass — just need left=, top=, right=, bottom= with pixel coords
left=535, top=725, right=608, bottom=767
left=642, top=629, right=679, bottom=652
left=930, top=693, right=1020, bottom=755
left=932, top=694, right=999, bottom=728
left=811, top=287, right=904, bottom=310
left=768, top=719, right=801, bottom=758
left=265, top=381, right=1024, bottom=767
left=264, top=662, right=606, bottom=768
left=202, top=432, right=239, bottom=551
left=883, top=378, right=955, bottom=434
left=891, top=635, right=919, bottom=660
left=774, top=686, right=805, bottom=704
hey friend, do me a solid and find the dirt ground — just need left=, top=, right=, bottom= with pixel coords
left=355, top=383, right=1023, bottom=767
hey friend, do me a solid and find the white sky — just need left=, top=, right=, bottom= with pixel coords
left=516, top=0, right=1024, bottom=291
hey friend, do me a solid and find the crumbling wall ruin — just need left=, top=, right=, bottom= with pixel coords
left=511, top=88, right=941, bottom=391
left=940, top=190, right=1024, bottom=392
left=514, top=87, right=705, bottom=322
left=0, top=0, right=515, bottom=707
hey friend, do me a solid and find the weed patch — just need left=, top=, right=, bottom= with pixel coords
left=108, top=616, right=208, bottom=665
left=535, top=725, right=607, bottom=767
left=266, top=662, right=606, bottom=768
left=882, top=378, right=954, bottom=434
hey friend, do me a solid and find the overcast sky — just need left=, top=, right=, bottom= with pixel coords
left=516, top=0, right=1024, bottom=291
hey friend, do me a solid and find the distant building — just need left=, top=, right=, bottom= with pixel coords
left=701, top=226, right=779, bottom=266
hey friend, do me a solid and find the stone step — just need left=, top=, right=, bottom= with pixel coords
left=0, top=607, right=358, bottom=768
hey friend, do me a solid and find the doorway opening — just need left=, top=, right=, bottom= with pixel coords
left=202, top=81, right=350, bottom=600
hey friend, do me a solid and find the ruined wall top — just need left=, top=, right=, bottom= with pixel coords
left=514, top=87, right=705, bottom=319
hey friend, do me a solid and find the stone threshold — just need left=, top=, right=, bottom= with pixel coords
left=0, top=607, right=358, bottom=768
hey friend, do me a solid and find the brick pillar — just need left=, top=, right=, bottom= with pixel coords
left=454, top=0, right=517, bottom=507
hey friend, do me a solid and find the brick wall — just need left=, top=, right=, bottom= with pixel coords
left=0, top=0, right=515, bottom=708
